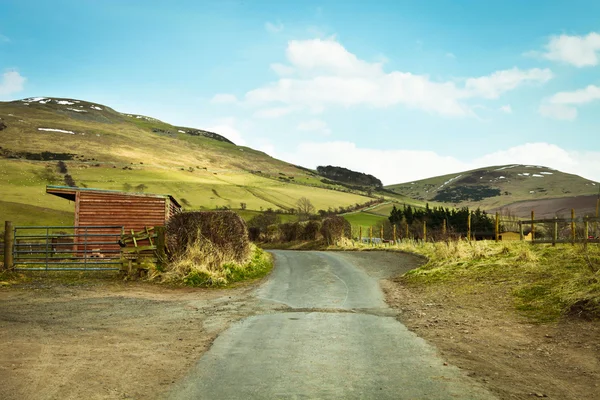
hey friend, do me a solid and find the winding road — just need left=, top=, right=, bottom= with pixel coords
left=167, top=251, right=496, bottom=399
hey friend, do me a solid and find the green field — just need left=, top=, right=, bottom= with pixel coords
left=0, top=97, right=379, bottom=225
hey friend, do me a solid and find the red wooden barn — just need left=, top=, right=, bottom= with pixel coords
left=46, top=185, right=181, bottom=229
left=46, top=185, right=181, bottom=255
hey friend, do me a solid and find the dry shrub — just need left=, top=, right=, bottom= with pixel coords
left=280, top=222, right=302, bottom=242
left=166, top=211, right=250, bottom=263
left=301, top=220, right=321, bottom=240
left=321, top=216, right=351, bottom=245
left=266, top=224, right=280, bottom=242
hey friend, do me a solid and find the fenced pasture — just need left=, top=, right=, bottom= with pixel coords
left=348, top=209, right=600, bottom=246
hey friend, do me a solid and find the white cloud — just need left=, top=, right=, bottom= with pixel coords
left=0, top=70, right=26, bottom=97
left=265, top=21, right=284, bottom=34
left=253, top=106, right=297, bottom=119
left=539, top=85, right=600, bottom=120
left=464, top=68, right=552, bottom=99
left=281, top=141, right=600, bottom=185
left=207, top=118, right=246, bottom=146
left=238, top=38, right=552, bottom=118
left=210, top=93, right=238, bottom=104
left=499, top=105, right=512, bottom=113
left=446, top=52, right=456, bottom=59
left=0, top=34, right=9, bottom=43
left=296, top=119, right=331, bottom=135
left=540, top=32, right=600, bottom=67
left=549, top=85, right=600, bottom=104
left=281, top=141, right=469, bottom=185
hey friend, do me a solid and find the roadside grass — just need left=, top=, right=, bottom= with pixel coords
left=347, top=240, right=600, bottom=322
left=156, top=243, right=272, bottom=287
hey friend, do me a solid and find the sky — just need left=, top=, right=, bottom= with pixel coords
left=1, top=0, right=600, bottom=185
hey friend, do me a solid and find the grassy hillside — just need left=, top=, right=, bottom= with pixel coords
left=0, top=97, right=384, bottom=225
left=386, top=164, right=599, bottom=212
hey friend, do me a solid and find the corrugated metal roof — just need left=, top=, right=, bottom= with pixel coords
left=46, top=185, right=181, bottom=208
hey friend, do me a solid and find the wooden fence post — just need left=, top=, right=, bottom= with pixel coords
left=154, top=226, right=166, bottom=268
left=393, top=224, right=397, bottom=243
left=495, top=212, right=499, bottom=242
left=442, top=219, right=447, bottom=236
left=519, top=221, right=523, bottom=241
left=531, top=211, right=535, bottom=244
left=585, top=216, right=589, bottom=247
left=405, top=222, right=409, bottom=240
left=553, top=217, right=557, bottom=247
left=423, top=221, right=427, bottom=242
left=571, top=208, right=576, bottom=245
left=369, top=226, right=373, bottom=245
left=4, top=221, right=13, bottom=270
left=380, top=225, right=384, bottom=244
left=467, top=213, right=471, bottom=241
left=359, top=226, right=362, bottom=244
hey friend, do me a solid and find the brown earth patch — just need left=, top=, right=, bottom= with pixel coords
left=490, top=195, right=599, bottom=219
left=0, top=278, right=276, bottom=400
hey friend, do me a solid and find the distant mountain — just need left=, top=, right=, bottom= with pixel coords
left=386, top=164, right=599, bottom=215
left=316, top=165, right=383, bottom=189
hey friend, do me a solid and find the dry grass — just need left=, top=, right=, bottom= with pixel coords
left=152, top=240, right=271, bottom=286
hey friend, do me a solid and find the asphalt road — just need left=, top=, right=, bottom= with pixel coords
left=167, top=251, right=496, bottom=399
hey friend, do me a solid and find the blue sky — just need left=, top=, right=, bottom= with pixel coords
left=1, top=0, right=600, bottom=184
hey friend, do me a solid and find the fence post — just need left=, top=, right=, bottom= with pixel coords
left=380, top=225, right=384, bottom=244
left=369, top=226, right=373, bottom=245
left=495, top=212, right=499, bottom=242
left=423, top=221, right=427, bottom=242
left=393, top=224, right=397, bottom=243
left=553, top=217, right=557, bottom=247
left=519, top=221, right=523, bottom=241
left=571, top=208, right=576, bottom=245
left=585, top=217, right=589, bottom=248
left=531, top=211, right=535, bottom=244
left=405, top=223, right=409, bottom=240
left=155, top=226, right=166, bottom=268
left=4, top=221, right=13, bottom=270
left=442, top=219, right=447, bottom=236
left=359, top=226, right=362, bottom=244
left=467, top=213, right=471, bottom=241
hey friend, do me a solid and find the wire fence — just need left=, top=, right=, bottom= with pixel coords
left=349, top=210, right=600, bottom=245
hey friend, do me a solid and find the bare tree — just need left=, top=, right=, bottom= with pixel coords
left=296, top=197, right=315, bottom=220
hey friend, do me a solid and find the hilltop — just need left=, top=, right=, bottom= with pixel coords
left=1, top=97, right=416, bottom=225
left=386, top=164, right=599, bottom=217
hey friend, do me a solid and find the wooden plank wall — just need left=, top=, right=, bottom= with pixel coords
left=77, top=192, right=168, bottom=252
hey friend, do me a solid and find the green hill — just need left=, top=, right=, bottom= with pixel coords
left=0, top=97, right=394, bottom=225
left=386, top=164, right=599, bottom=213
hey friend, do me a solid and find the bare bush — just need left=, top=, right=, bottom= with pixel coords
left=165, top=211, right=250, bottom=264
left=321, top=216, right=351, bottom=245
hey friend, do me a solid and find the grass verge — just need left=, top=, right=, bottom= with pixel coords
left=336, top=239, right=600, bottom=322
left=155, top=243, right=273, bottom=287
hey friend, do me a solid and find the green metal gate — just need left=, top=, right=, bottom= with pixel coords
left=12, top=225, right=124, bottom=271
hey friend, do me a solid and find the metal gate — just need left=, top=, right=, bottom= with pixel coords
left=12, top=225, right=124, bottom=271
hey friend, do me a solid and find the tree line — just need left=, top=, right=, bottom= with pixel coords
left=388, top=204, right=495, bottom=233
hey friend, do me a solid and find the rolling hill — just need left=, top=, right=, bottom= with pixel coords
left=387, top=164, right=600, bottom=218
left=1, top=96, right=417, bottom=226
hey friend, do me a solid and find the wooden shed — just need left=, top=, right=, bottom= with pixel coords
left=46, top=185, right=181, bottom=229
